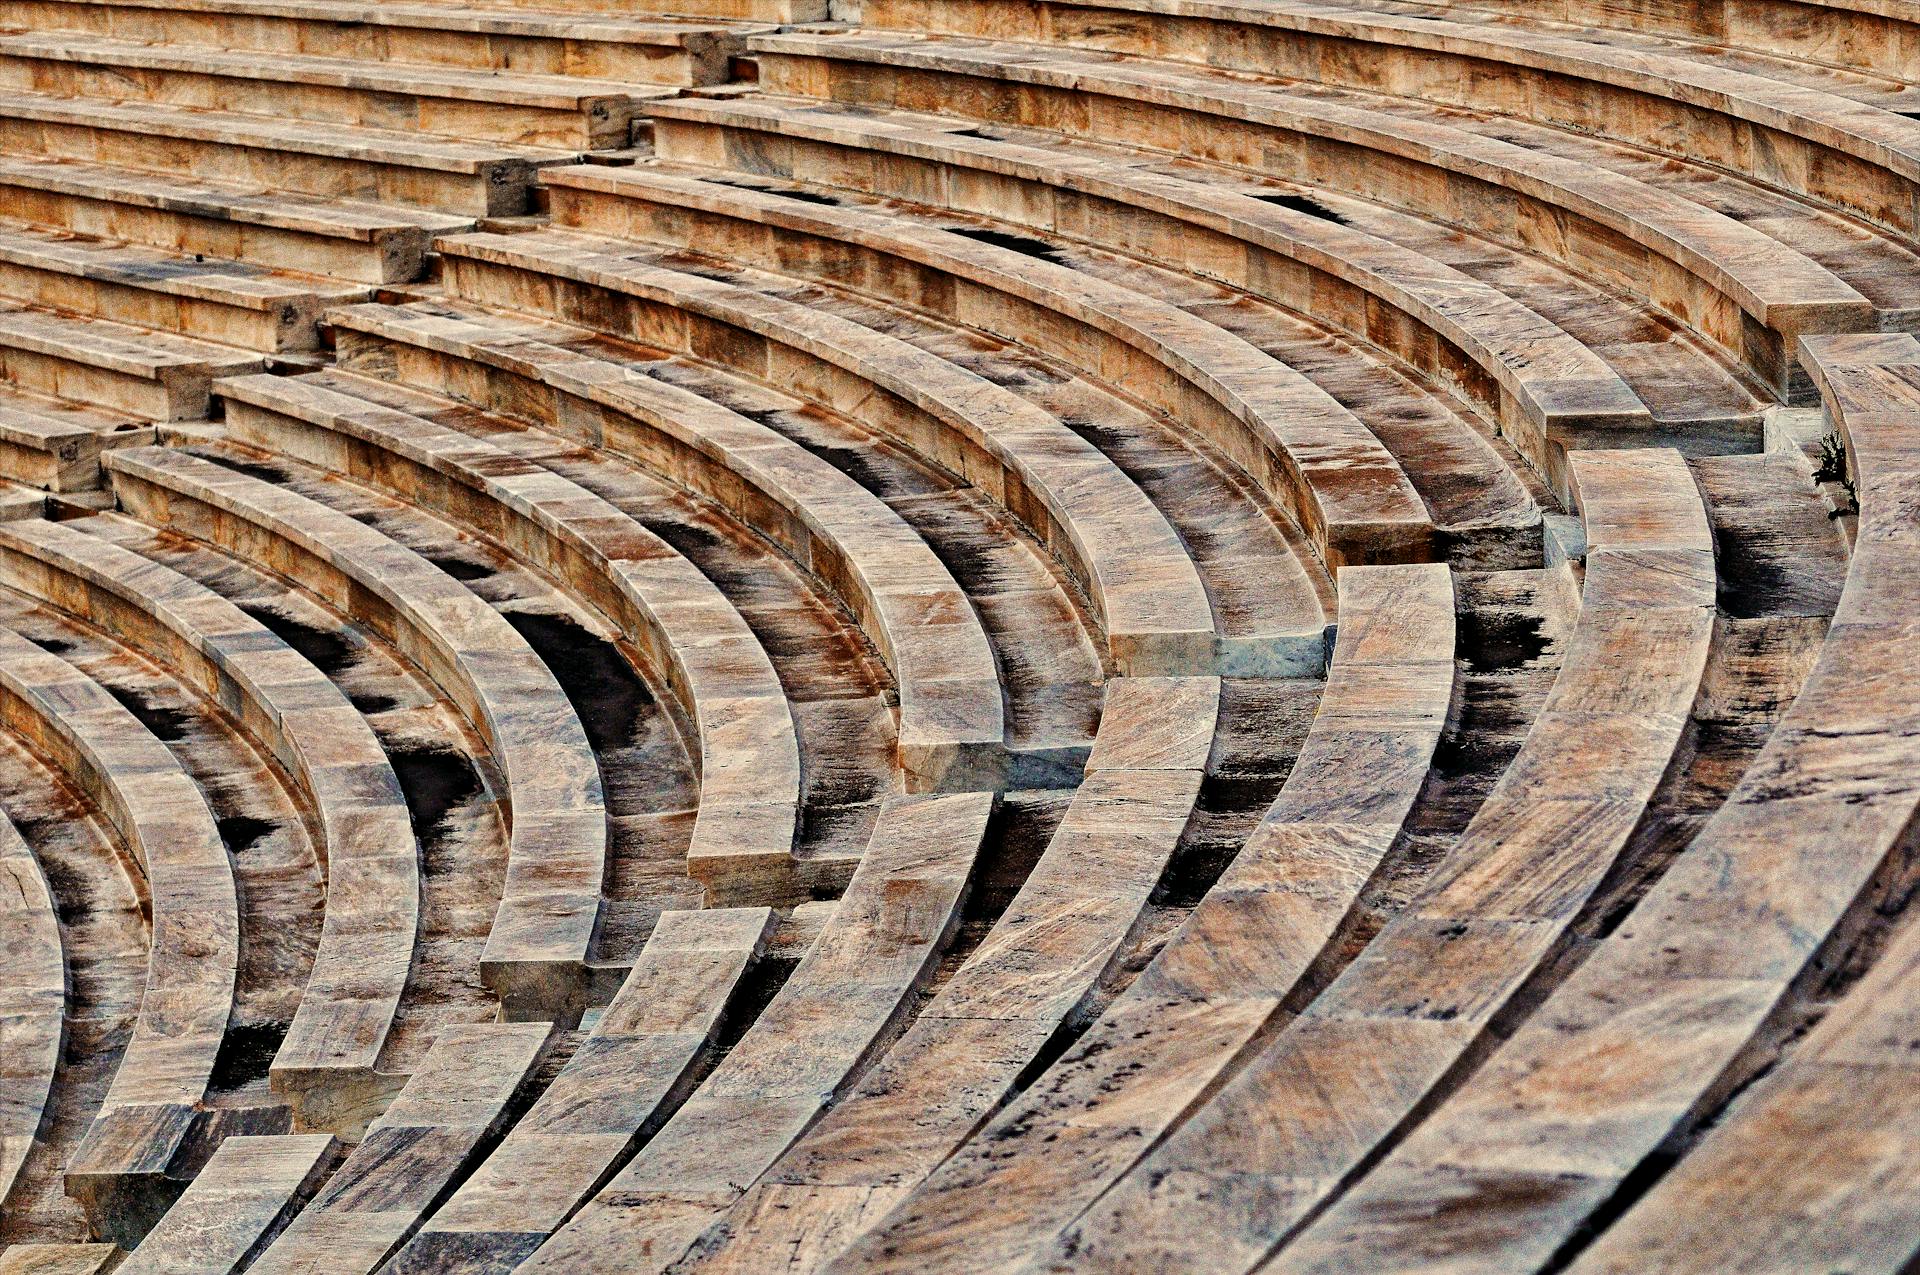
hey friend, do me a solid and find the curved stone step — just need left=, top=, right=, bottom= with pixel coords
left=114, top=1133, right=334, bottom=1275
left=538, top=165, right=1436, bottom=570
left=245, top=1022, right=552, bottom=1275
left=687, top=675, right=1218, bottom=1274
left=0, top=87, right=572, bottom=217
left=386, top=906, right=775, bottom=1272
left=0, top=302, right=260, bottom=422
left=0, top=625, right=239, bottom=1247
left=519, top=790, right=996, bottom=1275
left=100, top=444, right=608, bottom=1022
left=421, top=233, right=1235, bottom=677
left=212, top=367, right=813, bottom=903
left=822, top=561, right=1456, bottom=1273
left=0, top=515, right=423, bottom=1141
left=1037, top=447, right=1714, bottom=1273
left=0, top=808, right=64, bottom=1220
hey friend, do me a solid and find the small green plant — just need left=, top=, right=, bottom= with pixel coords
left=1813, top=431, right=1860, bottom=520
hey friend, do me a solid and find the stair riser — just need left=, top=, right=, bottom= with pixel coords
left=9, top=1, right=723, bottom=83
left=0, top=349, right=209, bottom=420
left=0, top=56, right=636, bottom=150
left=0, top=261, right=349, bottom=352
left=0, top=182, right=433, bottom=283
left=0, top=117, right=542, bottom=216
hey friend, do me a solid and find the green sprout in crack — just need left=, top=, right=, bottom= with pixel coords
left=1813, top=431, right=1861, bottom=520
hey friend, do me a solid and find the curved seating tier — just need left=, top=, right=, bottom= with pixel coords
left=856, top=0, right=1920, bottom=240
left=411, top=235, right=1257, bottom=678
left=645, top=91, right=1563, bottom=535
left=99, top=444, right=607, bottom=1022
left=0, top=625, right=239, bottom=1246
left=210, top=367, right=814, bottom=903
left=533, top=165, right=1435, bottom=569
left=0, top=1247, right=121, bottom=1275
left=520, top=790, right=996, bottom=1274
left=689, top=675, right=1217, bottom=1273
left=388, top=906, right=774, bottom=1271
left=246, top=1022, right=551, bottom=1275
left=1019, top=447, right=1713, bottom=1272
left=0, top=515, right=420, bottom=1139
left=746, top=28, right=1870, bottom=415
left=828, top=561, right=1455, bottom=1272
left=114, top=1133, right=334, bottom=1275
left=0, top=810, right=63, bottom=1221
left=274, top=316, right=1006, bottom=801
left=1244, top=331, right=1920, bottom=1272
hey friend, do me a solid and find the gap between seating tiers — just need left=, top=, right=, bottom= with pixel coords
left=516, top=167, right=1438, bottom=571
left=822, top=561, right=1455, bottom=1274
left=519, top=790, right=996, bottom=1275
left=386, top=906, right=774, bottom=1272
left=856, top=0, right=1920, bottom=240
left=0, top=626, right=239, bottom=1249
left=395, top=240, right=1280, bottom=679
left=0, top=516, right=423, bottom=1143
left=98, top=445, right=609, bottom=1025
left=681, top=675, right=1218, bottom=1274
left=1236, top=330, right=1920, bottom=1275
left=209, top=368, right=823, bottom=907
left=741, top=27, right=1884, bottom=413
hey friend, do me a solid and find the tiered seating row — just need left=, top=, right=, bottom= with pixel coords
left=0, top=625, right=239, bottom=1247
left=100, top=445, right=607, bottom=1022
left=0, top=810, right=62, bottom=1221
left=0, top=517, right=421, bottom=1140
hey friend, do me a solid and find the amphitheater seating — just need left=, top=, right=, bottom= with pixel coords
left=0, top=810, right=62, bottom=1222
left=520, top=790, right=995, bottom=1273
left=114, top=1134, right=333, bottom=1275
left=824, top=561, right=1456, bottom=1272
left=534, top=165, right=1435, bottom=567
left=0, top=516, right=423, bottom=1139
left=1, top=0, right=1916, bottom=1269
left=210, top=367, right=815, bottom=903
left=0, top=624, right=240, bottom=1247
left=388, top=906, right=773, bottom=1271
left=99, top=444, right=607, bottom=1021
left=245, top=1022, right=551, bottom=1274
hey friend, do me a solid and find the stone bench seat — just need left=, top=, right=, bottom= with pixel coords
left=388, top=907, right=775, bottom=1272
left=0, top=1247, right=121, bottom=1275
left=536, top=166, right=1436, bottom=570
left=1034, top=446, right=1715, bottom=1273
left=0, top=384, right=148, bottom=492
left=858, top=0, right=1920, bottom=239
left=211, top=366, right=814, bottom=904
left=1260, top=330, right=1920, bottom=1274
left=246, top=1022, right=552, bottom=1274
left=748, top=29, right=1874, bottom=411
left=0, top=516, right=422, bottom=1141
left=0, top=87, right=574, bottom=217
left=0, top=220, right=367, bottom=354
left=313, top=307, right=1014, bottom=799
left=0, top=33, right=676, bottom=151
left=0, top=808, right=63, bottom=1222
left=519, top=790, right=996, bottom=1275
left=825, top=561, right=1456, bottom=1273
left=114, top=1133, right=335, bottom=1275
left=646, top=91, right=1611, bottom=509
left=0, top=301, right=261, bottom=422
left=694, top=675, right=1219, bottom=1274
left=0, top=156, right=468, bottom=286
left=423, top=231, right=1235, bottom=679
left=100, top=444, right=609, bottom=1022
left=0, top=626, right=240, bottom=1248
left=8, top=0, right=755, bottom=85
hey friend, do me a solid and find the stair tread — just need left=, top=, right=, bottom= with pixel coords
left=0, top=219, right=366, bottom=310
left=0, top=300, right=261, bottom=376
